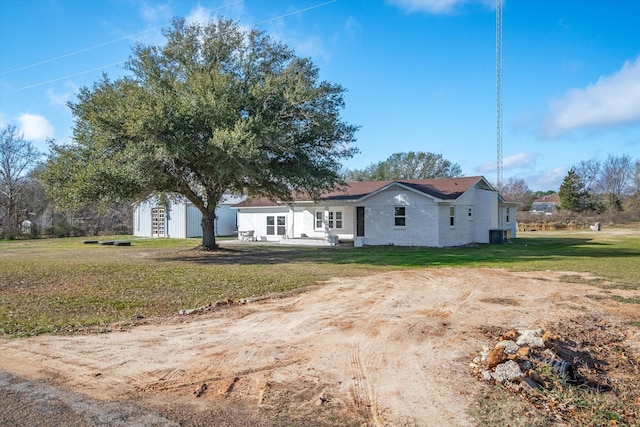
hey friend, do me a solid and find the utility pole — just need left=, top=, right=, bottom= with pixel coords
left=496, top=0, right=503, bottom=187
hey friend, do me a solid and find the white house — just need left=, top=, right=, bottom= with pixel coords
left=133, top=194, right=245, bottom=238
left=233, top=176, right=517, bottom=247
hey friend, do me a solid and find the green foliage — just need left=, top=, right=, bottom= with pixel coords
left=345, top=151, right=462, bottom=181
left=43, top=216, right=78, bottom=238
left=40, top=18, right=357, bottom=249
left=558, top=168, right=601, bottom=212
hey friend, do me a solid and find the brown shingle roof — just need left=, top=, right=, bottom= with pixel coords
left=234, top=176, right=486, bottom=207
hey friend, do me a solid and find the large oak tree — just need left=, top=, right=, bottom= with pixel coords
left=41, top=18, right=358, bottom=248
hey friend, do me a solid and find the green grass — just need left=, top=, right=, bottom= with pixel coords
left=1, top=224, right=639, bottom=336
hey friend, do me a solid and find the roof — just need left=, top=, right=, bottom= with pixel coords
left=531, top=193, right=559, bottom=212
left=532, top=194, right=560, bottom=204
left=234, top=176, right=490, bottom=208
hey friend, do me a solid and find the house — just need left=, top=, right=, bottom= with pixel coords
left=233, top=176, right=517, bottom=247
left=530, top=194, right=559, bottom=215
left=133, top=194, right=245, bottom=238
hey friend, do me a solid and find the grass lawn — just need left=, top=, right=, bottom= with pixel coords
left=1, top=223, right=639, bottom=337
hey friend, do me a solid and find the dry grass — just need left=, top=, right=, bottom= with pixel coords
left=1, top=223, right=639, bottom=336
left=0, top=238, right=378, bottom=336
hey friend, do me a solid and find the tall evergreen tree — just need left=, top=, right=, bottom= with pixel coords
left=558, top=168, right=590, bottom=212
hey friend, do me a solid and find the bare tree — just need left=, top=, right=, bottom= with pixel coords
left=597, top=154, right=633, bottom=211
left=633, top=160, right=640, bottom=195
left=574, top=159, right=601, bottom=194
left=0, top=125, right=42, bottom=237
left=494, top=177, right=533, bottom=210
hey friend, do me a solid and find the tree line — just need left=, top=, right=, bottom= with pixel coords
left=559, top=155, right=639, bottom=214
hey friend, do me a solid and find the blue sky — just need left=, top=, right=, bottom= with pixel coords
left=1, top=0, right=639, bottom=191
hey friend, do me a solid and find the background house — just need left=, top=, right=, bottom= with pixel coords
left=133, top=194, right=245, bottom=238
left=233, top=176, right=517, bottom=247
left=530, top=194, right=559, bottom=215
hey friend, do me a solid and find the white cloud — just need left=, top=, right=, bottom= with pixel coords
left=186, top=4, right=213, bottom=26
left=46, top=82, right=76, bottom=107
left=476, top=152, right=540, bottom=173
left=541, top=56, right=640, bottom=137
left=504, top=152, right=540, bottom=169
left=264, top=15, right=329, bottom=62
left=386, top=0, right=494, bottom=14
left=140, top=3, right=173, bottom=25
left=18, top=114, right=54, bottom=140
left=292, top=35, right=329, bottom=61
left=524, top=167, right=567, bottom=192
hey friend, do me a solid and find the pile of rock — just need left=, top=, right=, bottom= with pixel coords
left=179, top=299, right=234, bottom=315
left=470, top=328, right=574, bottom=392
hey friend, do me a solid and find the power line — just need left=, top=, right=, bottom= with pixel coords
left=5, top=0, right=337, bottom=93
left=0, top=25, right=167, bottom=76
left=253, top=0, right=337, bottom=25
left=0, top=0, right=243, bottom=76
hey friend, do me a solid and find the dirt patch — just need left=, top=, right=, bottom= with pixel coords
left=1, top=268, right=638, bottom=426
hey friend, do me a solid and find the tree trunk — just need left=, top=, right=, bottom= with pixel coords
left=200, top=210, right=217, bottom=249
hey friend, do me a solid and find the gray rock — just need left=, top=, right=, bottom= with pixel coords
left=492, top=360, right=523, bottom=383
left=516, top=329, right=545, bottom=348
left=495, top=340, right=520, bottom=354
left=480, top=369, right=493, bottom=382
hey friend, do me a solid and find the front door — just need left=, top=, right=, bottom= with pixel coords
left=356, top=206, right=365, bottom=237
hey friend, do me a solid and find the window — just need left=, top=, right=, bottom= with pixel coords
left=328, top=211, right=343, bottom=229
left=316, top=210, right=343, bottom=230
left=449, top=206, right=455, bottom=227
left=277, top=215, right=286, bottom=235
left=394, top=206, right=406, bottom=227
left=315, top=211, right=323, bottom=229
left=506, top=207, right=510, bottom=223
left=266, top=216, right=275, bottom=235
left=468, top=207, right=473, bottom=219
left=266, top=215, right=286, bottom=236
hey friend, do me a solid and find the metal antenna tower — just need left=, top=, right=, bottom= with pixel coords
left=496, top=0, right=503, bottom=187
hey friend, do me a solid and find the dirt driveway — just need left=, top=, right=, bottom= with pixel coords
left=1, top=268, right=638, bottom=426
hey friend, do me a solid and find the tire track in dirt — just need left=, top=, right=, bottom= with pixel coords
left=348, top=344, right=373, bottom=413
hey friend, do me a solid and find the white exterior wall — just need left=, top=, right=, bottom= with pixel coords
left=186, top=205, right=202, bottom=237
left=499, top=203, right=518, bottom=239
left=437, top=189, right=476, bottom=247
left=436, top=203, right=463, bottom=247
left=237, top=204, right=356, bottom=242
left=214, top=205, right=237, bottom=236
left=297, top=207, right=314, bottom=237
left=236, top=207, right=290, bottom=241
left=474, top=189, right=498, bottom=244
left=165, top=203, right=186, bottom=238
left=301, top=203, right=355, bottom=240
left=133, top=201, right=153, bottom=237
left=355, top=188, right=439, bottom=247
